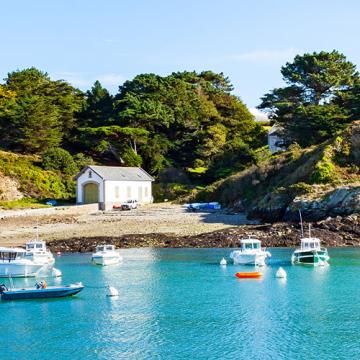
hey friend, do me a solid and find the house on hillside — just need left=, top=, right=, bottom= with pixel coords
left=268, top=124, right=286, bottom=153
left=75, top=165, right=154, bottom=210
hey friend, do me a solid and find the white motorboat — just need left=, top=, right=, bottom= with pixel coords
left=0, top=248, right=45, bottom=277
left=92, top=245, right=122, bottom=266
left=25, top=240, right=55, bottom=266
left=230, top=238, right=271, bottom=266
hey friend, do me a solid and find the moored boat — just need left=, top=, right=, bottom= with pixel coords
left=235, top=271, right=263, bottom=279
left=0, top=282, right=84, bottom=300
left=92, top=245, right=122, bottom=266
left=291, top=237, right=329, bottom=266
left=230, top=238, right=271, bottom=266
left=0, top=248, right=45, bottom=277
left=25, top=240, right=55, bottom=266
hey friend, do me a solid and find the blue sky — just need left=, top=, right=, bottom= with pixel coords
left=2, top=0, right=360, bottom=113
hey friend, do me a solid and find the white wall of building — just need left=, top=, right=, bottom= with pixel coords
left=105, top=180, right=152, bottom=204
left=76, top=169, right=104, bottom=204
left=268, top=134, right=285, bottom=153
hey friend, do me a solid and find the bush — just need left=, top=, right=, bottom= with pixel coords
left=310, top=146, right=336, bottom=184
left=42, top=148, right=78, bottom=175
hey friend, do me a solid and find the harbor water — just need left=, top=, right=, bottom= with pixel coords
left=2, top=248, right=360, bottom=359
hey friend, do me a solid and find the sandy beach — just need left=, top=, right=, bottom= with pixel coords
left=0, top=203, right=256, bottom=247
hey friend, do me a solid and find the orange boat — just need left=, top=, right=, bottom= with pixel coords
left=235, top=271, right=263, bottom=279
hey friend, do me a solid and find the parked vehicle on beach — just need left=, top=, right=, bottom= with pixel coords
left=120, top=199, right=138, bottom=210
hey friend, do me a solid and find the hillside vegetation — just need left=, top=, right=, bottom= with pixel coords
left=190, top=121, right=360, bottom=222
left=0, top=151, right=75, bottom=208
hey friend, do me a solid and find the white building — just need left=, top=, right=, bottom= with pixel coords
left=268, top=124, right=286, bottom=153
left=75, top=165, right=154, bottom=210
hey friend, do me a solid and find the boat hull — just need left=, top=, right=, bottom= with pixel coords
left=235, top=272, right=262, bottom=279
left=291, top=250, right=329, bottom=266
left=0, top=263, right=44, bottom=278
left=92, top=256, right=121, bottom=266
left=1, top=285, right=84, bottom=300
left=230, top=252, right=268, bottom=266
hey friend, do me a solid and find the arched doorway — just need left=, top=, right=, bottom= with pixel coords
left=83, top=183, right=99, bottom=204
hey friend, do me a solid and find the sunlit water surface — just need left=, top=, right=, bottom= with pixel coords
left=1, top=248, right=360, bottom=359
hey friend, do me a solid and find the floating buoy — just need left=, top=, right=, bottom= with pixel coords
left=235, top=271, right=262, bottom=279
left=56, top=251, right=61, bottom=256
left=220, top=257, right=227, bottom=266
left=52, top=268, right=62, bottom=277
left=276, top=267, right=287, bottom=278
left=107, top=286, right=119, bottom=297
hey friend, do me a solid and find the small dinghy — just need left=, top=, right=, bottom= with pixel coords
left=0, top=282, right=84, bottom=300
left=235, top=271, right=262, bottom=279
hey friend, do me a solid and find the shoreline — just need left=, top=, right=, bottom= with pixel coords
left=0, top=204, right=358, bottom=252
left=49, top=216, right=359, bottom=252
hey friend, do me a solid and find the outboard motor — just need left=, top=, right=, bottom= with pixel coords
left=0, top=284, right=8, bottom=294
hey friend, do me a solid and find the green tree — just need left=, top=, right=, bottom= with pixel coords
left=1, top=68, right=83, bottom=152
left=258, top=51, right=359, bottom=146
left=76, top=80, right=114, bottom=127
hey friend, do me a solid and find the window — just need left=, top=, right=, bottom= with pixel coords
left=115, top=186, right=120, bottom=198
left=127, top=186, right=132, bottom=198
left=88, top=171, right=92, bottom=178
left=245, top=243, right=252, bottom=249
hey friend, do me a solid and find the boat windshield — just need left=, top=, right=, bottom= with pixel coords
left=242, top=242, right=260, bottom=250
left=106, top=246, right=114, bottom=251
left=97, top=246, right=105, bottom=252
left=0, top=251, right=23, bottom=261
left=27, top=244, right=35, bottom=250
left=301, top=239, right=321, bottom=250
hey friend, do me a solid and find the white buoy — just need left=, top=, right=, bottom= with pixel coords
left=52, top=268, right=62, bottom=277
left=56, top=251, right=61, bottom=256
left=220, top=257, right=227, bottom=266
left=107, top=286, right=119, bottom=297
left=276, top=267, right=287, bottom=278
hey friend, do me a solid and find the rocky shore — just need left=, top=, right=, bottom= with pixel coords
left=49, top=213, right=360, bottom=252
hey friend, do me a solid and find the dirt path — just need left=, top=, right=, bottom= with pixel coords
left=0, top=203, right=256, bottom=247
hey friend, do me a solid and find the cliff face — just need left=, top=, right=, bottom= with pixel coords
left=194, top=121, right=360, bottom=222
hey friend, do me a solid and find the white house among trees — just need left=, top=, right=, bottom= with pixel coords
left=75, top=165, right=154, bottom=210
left=268, top=124, right=286, bottom=153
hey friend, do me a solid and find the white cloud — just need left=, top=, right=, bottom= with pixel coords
left=226, top=48, right=301, bottom=63
left=249, top=108, right=269, bottom=122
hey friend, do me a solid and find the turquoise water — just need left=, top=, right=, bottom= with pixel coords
left=2, top=248, right=360, bottom=359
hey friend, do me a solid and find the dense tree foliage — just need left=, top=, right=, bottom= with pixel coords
left=76, top=71, right=265, bottom=180
left=0, top=68, right=266, bottom=183
left=0, top=68, right=83, bottom=153
left=258, top=50, right=359, bottom=147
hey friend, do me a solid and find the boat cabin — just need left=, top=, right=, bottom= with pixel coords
left=26, top=241, right=47, bottom=253
left=300, top=238, right=321, bottom=250
left=95, top=245, right=116, bottom=253
left=0, top=248, right=26, bottom=261
left=240, top=239, right=261, bottom=250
